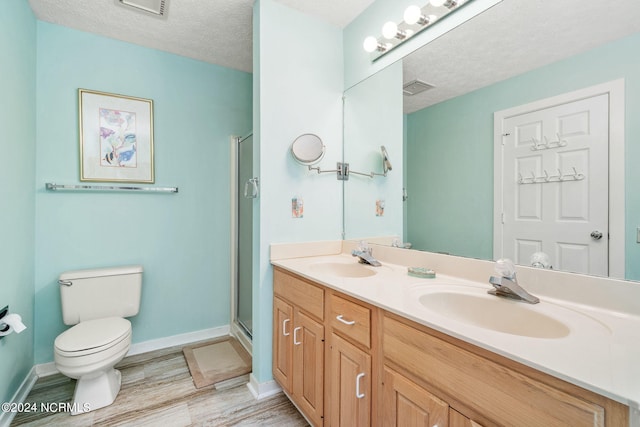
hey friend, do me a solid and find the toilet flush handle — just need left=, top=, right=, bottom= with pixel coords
left=58, top=279, right=73, bottom=287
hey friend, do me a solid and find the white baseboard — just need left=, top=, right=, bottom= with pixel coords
left=128, top=325, right=230, bottom=356
left=0, top=366, right=38, bottom=427
left=35, top=361, right=58, bottom=377
left=36, top=325, right=231, bottom=378
left=247, top=373, right=282, bottom=400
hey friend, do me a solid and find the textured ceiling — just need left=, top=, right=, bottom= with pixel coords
left=27, top=0, right=372, bottom=73
left=27, top=0, right=640, bottom=112
left=401, top=0, right=640, bottom=113
left=274, top=0, right=374, bottom=28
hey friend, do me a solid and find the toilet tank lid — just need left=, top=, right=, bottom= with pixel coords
left=59, top=265, right=143, bottom=281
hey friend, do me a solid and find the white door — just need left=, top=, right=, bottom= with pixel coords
left=498, top=94, right=609, bottom=276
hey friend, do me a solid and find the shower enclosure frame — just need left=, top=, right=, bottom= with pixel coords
left=230, top=133, right=254, bottom=354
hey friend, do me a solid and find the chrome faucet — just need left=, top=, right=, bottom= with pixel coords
left=488, top=259, right=539, bottom=304
left=352, top=242, right=382, bottom=267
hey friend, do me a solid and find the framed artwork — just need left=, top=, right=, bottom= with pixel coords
left=79, top=89, right=154, bottom=183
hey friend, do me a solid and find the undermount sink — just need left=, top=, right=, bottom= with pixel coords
left=414, top=286, right=571, bottom=339
left=308, top=262, right=378, bottom=278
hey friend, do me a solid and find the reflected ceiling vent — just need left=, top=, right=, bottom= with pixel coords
left=116, top=0, right=168, bottom=18
left=403, top=79, right=434, bottom=96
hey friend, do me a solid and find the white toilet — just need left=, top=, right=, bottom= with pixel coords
left=54, top=265, right=143, bottom=415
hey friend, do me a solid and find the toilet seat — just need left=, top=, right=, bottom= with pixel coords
left=55, top=317, right=131, bottom=357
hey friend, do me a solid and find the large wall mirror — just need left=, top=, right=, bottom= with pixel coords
left=343, top=0, right=640, bottom=281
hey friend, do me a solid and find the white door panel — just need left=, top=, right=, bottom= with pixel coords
left=499, top=94, right=609, bottom=276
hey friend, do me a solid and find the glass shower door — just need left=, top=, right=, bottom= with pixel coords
left=237, top=134, right=253, bottom=337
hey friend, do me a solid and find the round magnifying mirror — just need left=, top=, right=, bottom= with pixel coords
left=291, top=134, right=325, bottom=166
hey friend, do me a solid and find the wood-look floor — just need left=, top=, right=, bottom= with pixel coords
left=11, top=342, right=308, bottom=426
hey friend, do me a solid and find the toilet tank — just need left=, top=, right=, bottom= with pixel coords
left=59, top=265, right=143, bottom=325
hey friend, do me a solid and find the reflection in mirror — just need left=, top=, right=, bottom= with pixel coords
left=381, top=146, right=392, bottom=175
left=343, top=61, right=404, bottom=241
left=344, top=0, right=640, bottom=281
left=290, top=133, right=325, bottom=165
left=349, top=145, right=394, bottom=178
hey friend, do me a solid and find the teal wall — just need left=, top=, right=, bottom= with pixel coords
left=253, top=0, right=344, bottom=383
left=34, top=22, right=252, bottom=363
left=0, top=0, right=36, bottom=405
left=343, top=61, right=404, bottom=240
left=406, top=32, right=640, bottom=280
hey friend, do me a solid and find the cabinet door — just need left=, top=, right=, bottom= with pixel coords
left=273, top=296, right=293, bottom=393
left=329, top=333, right=371, bottom=426
left=293, top=309, right=324, bottom=426
left=449, top=409, right=484, bottom=427
left=382, top=367, right=449, bottom=427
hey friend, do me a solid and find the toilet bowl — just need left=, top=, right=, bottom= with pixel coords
left=54, top=265, right=142, bottom=415
left=54, top=317, right=132, bottom=414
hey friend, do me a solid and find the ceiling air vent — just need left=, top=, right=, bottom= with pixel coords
left=116, top=0, right=168, bottom=18
left=403, top=80, right=434, bottom=96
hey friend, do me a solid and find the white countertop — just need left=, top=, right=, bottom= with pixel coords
left=271, top=251, right=640, bottom=411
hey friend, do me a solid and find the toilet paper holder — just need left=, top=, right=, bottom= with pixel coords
left=0, top=305, right=27, bottom=339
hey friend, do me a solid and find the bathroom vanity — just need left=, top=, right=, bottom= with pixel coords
left=271, top=242, right=639, bottom=426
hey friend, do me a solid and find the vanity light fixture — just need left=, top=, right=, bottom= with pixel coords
left=430, top=0, right=458, bottom=9
left=382, top=21, right=412, bottom=41
left=363, top=0, right=469, bottom=60
left=404, top=6, right=436, bottom=26
left=363, top=36, right=390, bottom=53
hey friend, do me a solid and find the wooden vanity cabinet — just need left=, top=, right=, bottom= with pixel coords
left=449, top=410, right=483, bottom=427
left=272, top=267, right=629, bottom=427
left=382, top=366, right=449, bottom=427
left=326, top=292, right=375, bottom=427
left=273, top=268, right=325, bottom=426
left=382, top=312, right=628, bottom=427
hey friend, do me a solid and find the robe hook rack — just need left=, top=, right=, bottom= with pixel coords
left=530, top=134, right=567, bottom=151
left=517, top=167, right=585, bottom=185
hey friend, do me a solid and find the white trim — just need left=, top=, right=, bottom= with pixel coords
left=246, top=373, right=282, bottom=400
left=128, top=325, right=230, bottom=356
left=0, top=366, right=38, bottom=427
left=494, top=79, right=625, bottom=279
left=35, top=362, right=58, bottom=377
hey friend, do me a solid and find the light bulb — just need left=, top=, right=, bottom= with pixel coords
left=382, top=21, right=399, bottom=40
left=404, top=5, right=422, bottom=25
left=363, top=36, right=379, bottom=53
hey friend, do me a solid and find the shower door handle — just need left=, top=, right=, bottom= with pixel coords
left=244, top=178, right=259, bottom=199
